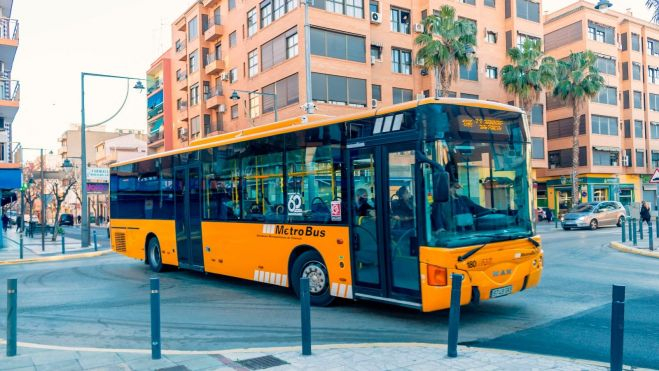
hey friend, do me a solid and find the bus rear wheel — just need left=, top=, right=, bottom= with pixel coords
left=147, top=237, right=164, bottom=273
left=291, top=250, right=334, bottom=307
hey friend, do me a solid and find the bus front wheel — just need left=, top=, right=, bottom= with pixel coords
left=147, top=237, right=164, bottom=273
left=291, top=250, right=334, bottom=307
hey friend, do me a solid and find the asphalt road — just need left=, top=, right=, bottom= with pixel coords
left=0, top=223, right=657, bottom=368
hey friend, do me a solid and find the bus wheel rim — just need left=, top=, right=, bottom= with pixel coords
left=151, top=243, right=160, bottom=265
left=302, top=261, right=327, bottom=294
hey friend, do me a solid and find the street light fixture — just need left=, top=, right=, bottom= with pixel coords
left=80, top=72, right=145, bottom=247
left=595, top=0, right=613, bottom=12
left=230, top=89, right=279, bottom=122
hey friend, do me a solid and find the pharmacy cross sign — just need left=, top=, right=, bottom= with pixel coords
left=650, top=169, right=659, bottom=184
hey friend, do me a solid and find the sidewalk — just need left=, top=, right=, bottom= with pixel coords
left=0, top=228, right=111, bottom=263
left=0, top=341, right=649, bottom=371
left=610, top=239, right=659, bottom=259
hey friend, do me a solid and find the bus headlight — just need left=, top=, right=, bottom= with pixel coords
left=427, top=265, right=447, bottom=286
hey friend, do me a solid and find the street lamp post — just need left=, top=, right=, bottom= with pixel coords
left=301, top=0, right=314, bottom=115
left=80, top=72, right=144, bottom=247
left=230, top=90, right=278, bottom=122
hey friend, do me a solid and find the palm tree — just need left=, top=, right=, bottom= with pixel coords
left=415, top=5, right=477, bottom=97
left=647, top=0, right=659, bottom=23
left=501, top=38, right=557, bottom=125
left=552, top=51, right=605, bottom=205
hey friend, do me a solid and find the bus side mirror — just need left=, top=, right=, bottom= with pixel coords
left=433, top=171, right=450, bottom=203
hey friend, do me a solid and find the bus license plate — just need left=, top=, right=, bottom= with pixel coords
left=490, top=285, right=513, bottom=298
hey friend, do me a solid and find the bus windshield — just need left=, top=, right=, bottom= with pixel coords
left=421, top=106, right=533, bottom=248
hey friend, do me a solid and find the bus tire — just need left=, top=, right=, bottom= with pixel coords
left=291, top=250, right=334, bottom=307
left=147, top=237, right=164, bottom=273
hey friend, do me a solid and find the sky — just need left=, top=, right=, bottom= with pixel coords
left=9, top=0, right=653, bottom=151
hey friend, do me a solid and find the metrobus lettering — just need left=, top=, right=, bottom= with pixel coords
left=274, top=225, right=326, bottom=237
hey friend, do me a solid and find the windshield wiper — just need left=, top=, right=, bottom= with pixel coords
left=457, top=233, right=534, bottom=262
left=457, top=242, right=488, bottom=262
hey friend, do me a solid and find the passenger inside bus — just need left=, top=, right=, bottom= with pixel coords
left=355, top=188, right=375, bottom=218
left=432, top=180, right=490, bottom=232
left=390, top=186, right=414, bottom=229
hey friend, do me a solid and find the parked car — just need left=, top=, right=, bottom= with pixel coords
left=6, top=210, right=17, bottom=225
left=59, top=213, right=74, bottom=226
left=561, top=201, right=627, bottom=230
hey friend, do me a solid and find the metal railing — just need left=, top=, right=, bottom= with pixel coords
left=204, top=85, right=223, bottom=100
left=177, top=100, right=188, bottom=111
left=148, top=131, right=164, bottom=143
left=176, top=70, right=187, bottom=82
left=204, top=53, right=222, bottom=66
left=147, top=80, right=162, bottom=95
left=0, top=79, right=19, bottom=101
left=175, top=39, right=185, bottom=53
left=0, top=18, right=19, bottom=40
left=147, top=102, right=164, bottom=119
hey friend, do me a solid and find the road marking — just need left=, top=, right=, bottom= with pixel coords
left=0, top=250, right=113, bottom=265
left=610, top=241, right=659, bottom=259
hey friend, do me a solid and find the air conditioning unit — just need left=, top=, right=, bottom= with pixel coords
left=179, top=127, right=188, bottom=139
left=218, top=104, right=226, bottom=113
left=414, top=23, right=424, bottom=33
left=220, top=72, right=229, bottom=81
left=416, top=58, right=425, bottom=66
left=371, top=55, right=377, bottom=65
left=416, top=93, right=426, bottom=100
left=370, top=12, right=382, bottom=24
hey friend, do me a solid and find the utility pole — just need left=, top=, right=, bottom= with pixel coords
left=302, top=0, right=314, bottom=115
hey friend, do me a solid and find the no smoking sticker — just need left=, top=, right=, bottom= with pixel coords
left=331, top=200, right=342, bottom=221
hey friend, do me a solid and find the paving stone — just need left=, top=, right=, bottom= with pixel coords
left=174, top=356, right=228, bottom=371
left=34, top=359, right=82, bottom=371
left=0, top=354, right=35, bottom=370
left=76, top=352, right=124, bottom=369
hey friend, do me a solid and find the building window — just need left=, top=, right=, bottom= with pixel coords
left=249, top=94, right=260, bottom=118
left=392, top=87, right=413, bottom=104
left=531, top=104, right=543, bottom=125
left=286, top=33, right=298, bottom=59
left=516, top=0, right=539, bottom=22
left=312, top=72, right=366, bottom=107
left=273, top=0, right=286, bottom=19
left=370, top=1, right=379, bottom=13
left=248, top=49, right=258, bottom=77
left=485, top=0, right=495, bottom=7
left=190, top=84, right=199, bottom=106
left=189, top=50, right=198, bottom=73
left=587, top=21, right=614, bottom=44
left=247, top=8, right=258, bottom=37
left=547, top=116, right=586, bottom=139
left=486, top=31, right=497, bottom=44
left=649, top=38, right=659, bottom=56
left=460, top=0, right=476, bottom=4
left=596, top=56, right=616, bottom=75
left=636, top=150, right=645, bottom=167
left=651, top=122, right=659, bottom=139
left=391, top=48, right=411, bottom=74
left=262, top=28, right=297, bottom=70
left=549, top=147, right=587, bottom=168
left=652, top=151, right=659, bottom=168
left=592, top=148, right=620, bottom=166
left=486, top=65, right=498, bottom=79
left=460, top=93, right=479, bottom=99
left=635, top=120, right=644, bottom=138
left=372, top=84, right=381, bottom=101
left=531, top=137, right=544, bottom=159
left=312, top=0, right=363, bottom=18
left=229, top=0, right=236, bottom=10
left=345, top=0, right=364, bottom=18
left=651, top=67, right=659, bottom=84
left=371, top=45, right=382, bottom=60
left=203, top=81, right=211, bottom=100
left=311, top=27, right=365, bottom=62
left=592, top=86, right=616, bottom=105
left=214, top=43, right=222, bottom=60
left=231, top=104, right=239, bottom=119
left=390, top=7, right=410, bottom=34
left=632, top=33, right=640, bottom=51
left=632, top=62, right=641, bottom=81
left=261, top=1, right=273, bottom=28
left=459, top=59, right=478, bottom=81
left=191, top=116, right=200, bottom=137
left=591, top=114, right=618, bottom=136
left=229, top=31, right=237, bottom=48
left=229, top=68, right=238, bottom=83
left=634, top=91, right=643, bottom=110
left=188, top=16, right=198, bottom=41
left=650, top=93, right=659, bottom=111
left=262, top=73, right=299, bottom=113
left=516, top=33, right=540, bottom=48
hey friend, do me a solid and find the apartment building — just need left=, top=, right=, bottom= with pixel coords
left=95, top=132, right=148, bottom=167
left=541, top=1, right=659, bottom=211
left=150, top=0, right=547, bottom=163
left=0, top=0, right=20, bottom=194
left=58, top=127, right=131, bottom=166
left=146, top=52, right=174, bottom=154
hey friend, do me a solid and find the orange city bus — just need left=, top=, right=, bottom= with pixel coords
left=110, top=98, right=543, bottom=312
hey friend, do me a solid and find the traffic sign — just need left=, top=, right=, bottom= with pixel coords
left=650, top=169, right=659, bottom=184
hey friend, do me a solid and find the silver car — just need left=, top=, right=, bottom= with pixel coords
left=562, top=201, right=627, bottom=230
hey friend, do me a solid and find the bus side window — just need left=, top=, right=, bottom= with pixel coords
left=241, top=140, right=284, bottom=222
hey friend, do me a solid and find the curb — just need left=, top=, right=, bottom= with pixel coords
left=0, top=339, right=640, bottom=370
left=609, top=241, right=659, bottom=259
left=0, top=249, right=114, bottom=265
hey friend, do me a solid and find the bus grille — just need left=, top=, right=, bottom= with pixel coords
left=114, top=232, right=126, bottom=252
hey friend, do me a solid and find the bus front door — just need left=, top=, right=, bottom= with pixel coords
left=349, top=143, right=421, bottom=307
left=174, top=165, right=204, bottom=271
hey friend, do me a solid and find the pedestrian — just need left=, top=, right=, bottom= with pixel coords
left=1, top=213, right=8, bottom=232
left=77, top=215, right=81, bottom=225
left=640, top=201, right=652, bottom=226
left=15, top=215, right=22, bottom=232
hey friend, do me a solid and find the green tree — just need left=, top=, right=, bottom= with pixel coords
left=415, top=5, right=477, bottom=97
left=647, top=0, right=659, bottom=23
left=501, top=38, right=556, bottom=124
left=552, top=51, right=604, bottom=205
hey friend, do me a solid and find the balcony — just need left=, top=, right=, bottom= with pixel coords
left=175, top=39, right=186, bottom=61
left=176, top=71, right=188, bottom=91
left=147, top=101, right=164, bottom=120
left=0, top=79, right=19, bottom=120
left=0, top=18, right=19, bottom=60
left=204, top=55, right=225, bottom=75
left=147, top=79, right=162, bottom=95
left=204, top=23, right=224, bottom=42
left=148, top=131, right=164, bottom=145
left=205, top=86, right=225, bottom=109
left=178, top=101, right=189, bottom=121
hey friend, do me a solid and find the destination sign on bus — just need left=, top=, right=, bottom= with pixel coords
left=461, top=118, right=505, bottom=132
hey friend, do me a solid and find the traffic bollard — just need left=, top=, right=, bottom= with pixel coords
left=300, top=277, right=311, bottom=356
left=19, top=233, right=23, bottom=260
left=639, top=219, right=644, bottom=240
left=628, top=217, right=633, bottom=241
left=656, top=217, right=659, bottom=238
left=649, top=224, right=654, bottom=251
left=150, top=277, right=161, bottom=360
left=554, top=207, right=559, bottom=229
left=6, top=278, right=17, bottom=357
left=632, top=219, right=638, bottom=246
left=93, top=230, right=98, bottom=251
left=447, top=273, right=463, bottom=358
left=621, top=218, right=626, bottom=243
left=61, top=230, right=65, bottom=255
left=610, top=285, right=625, bottom=371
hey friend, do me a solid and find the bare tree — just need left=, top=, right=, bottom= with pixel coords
left=49, top=178, right=77, bottom=241
left=24, top=187, right=39, bottom=236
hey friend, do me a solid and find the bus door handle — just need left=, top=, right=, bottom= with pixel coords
left=352, top=231, right=361, bottom=251
left=409, top=235, right=418, bottom=257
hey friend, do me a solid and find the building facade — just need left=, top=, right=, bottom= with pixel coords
left=541, top=2, right=659, bottom=211
left=149, top=0, right=547, bottom=166
left=0, top=0, right=20, bottom=198
left=146, top=52, right=174, bottom=154
left=95, top=131, right=148, bottom=167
